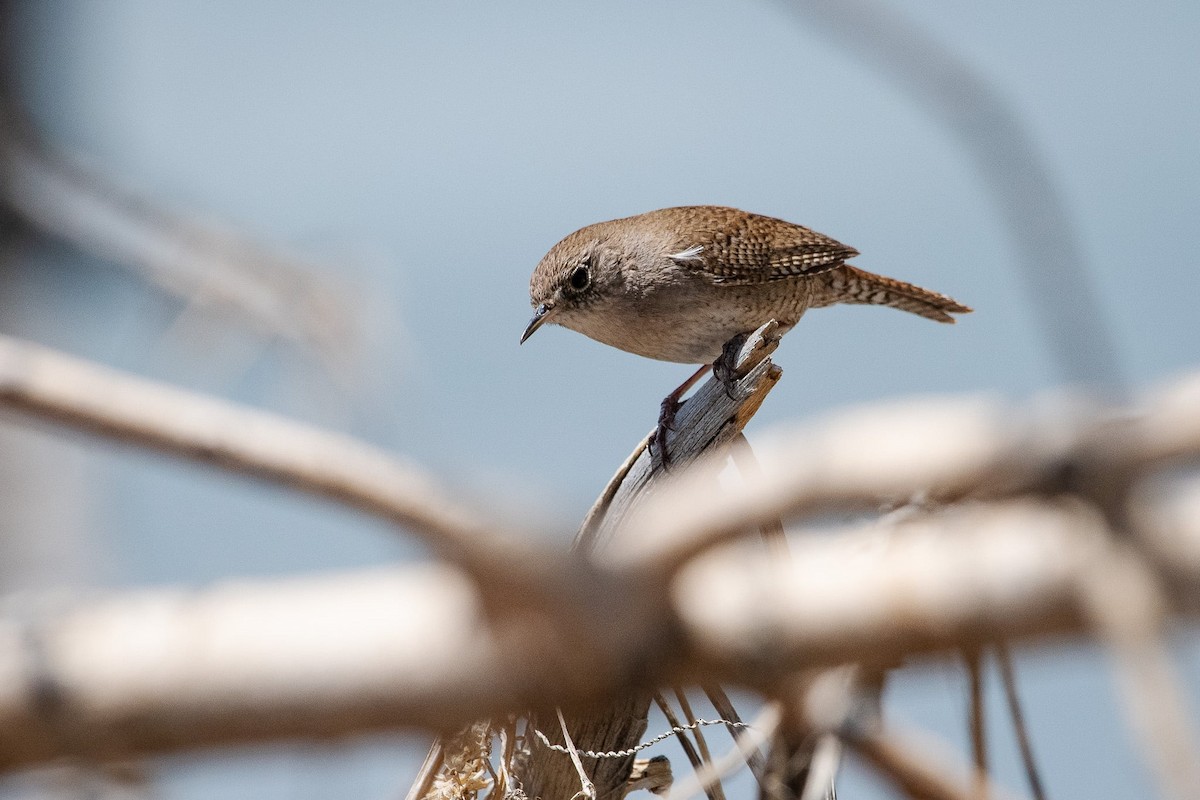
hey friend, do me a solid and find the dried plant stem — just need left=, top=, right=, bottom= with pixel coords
left=665, top=703, right=783, bottom=800
left=654, top=693, right=720, bottom=800
left=701, top=686, right=767, bottom=789
left=672, top=690, right=718, bottom=780
left=557, top=708, right=596, bottom=800
left=965, top=648, right=989, bottom=799
left=845, top=728, right=1016, bottom=800
left=995, top=644, right=1047, bottom=800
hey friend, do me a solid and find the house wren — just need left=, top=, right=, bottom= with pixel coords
left=521, top=206, right=970, bottom=454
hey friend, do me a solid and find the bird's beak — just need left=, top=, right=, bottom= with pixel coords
left=520, top=303, right=556, bottom=344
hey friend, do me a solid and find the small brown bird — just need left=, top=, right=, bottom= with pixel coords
left=521, top=206, right=970, bottom=454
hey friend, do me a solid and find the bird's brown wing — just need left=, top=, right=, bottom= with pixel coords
left=667, top=210, right=859, bottom=285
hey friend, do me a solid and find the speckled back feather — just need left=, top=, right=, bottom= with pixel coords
left=657, top=206, right=860, bottom=283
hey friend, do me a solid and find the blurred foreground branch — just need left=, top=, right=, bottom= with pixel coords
left=0, top=333, right=544, bottom=589
left=1, top=328, right=1199, bottom=794
left=0, top=488, right=1196, bottom=771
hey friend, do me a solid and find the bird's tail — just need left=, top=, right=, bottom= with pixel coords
left=815, top=265, right=972, bottom=323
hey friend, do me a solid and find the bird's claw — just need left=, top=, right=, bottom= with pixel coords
left=712, top=334, right=746, bottom=400
left=652, top=396, right=683, bottom=469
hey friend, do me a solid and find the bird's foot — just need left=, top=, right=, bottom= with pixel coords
left=651, top=394, right=683, bottom=469
left=712, top=333, right=749, bottom=400
left=649, top=364, right=713, bottom=470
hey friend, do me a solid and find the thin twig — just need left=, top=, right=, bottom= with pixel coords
left=965, top=648, right=989, bottom=799
left=654, top=693, right=719, bottom=800
left=702, top=686, right=767, bottom=784
left=797, top=735, right=840, bottom=800
left=673, top=689, right=725, bottom=800
left=666, top=703, right=783, bottom=800
left=487, top=719, right=518, bottom=800
left=995, top=644, right=1047, bottom=800
left=557, top=708, right=596, bottom=800
left=844, top=727, right=1019, bottom=800
left=406, top=740, right=445, bottom=800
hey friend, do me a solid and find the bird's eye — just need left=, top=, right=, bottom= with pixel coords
left=568, top=263, right=591, bottom=292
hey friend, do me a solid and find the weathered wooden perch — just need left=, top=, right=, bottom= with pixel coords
left=578, top=322, right=783, bottom=554
left=518, top=321, right=784, bottom=800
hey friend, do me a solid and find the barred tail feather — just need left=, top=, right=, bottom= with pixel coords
left=818, top=265, right=972, bottom=323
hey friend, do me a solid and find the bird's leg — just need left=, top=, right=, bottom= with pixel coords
left=652, top=364, right=712, bottom=468
left=712, top=332, right=751, bottom=400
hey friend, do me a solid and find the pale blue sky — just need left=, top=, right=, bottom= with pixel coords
left=3, top=1, right=1198, bottom=798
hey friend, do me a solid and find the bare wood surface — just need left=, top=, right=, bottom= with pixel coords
left=578, top=321, right=781, bottom=554
left=523, top=322, right=783, bottom=800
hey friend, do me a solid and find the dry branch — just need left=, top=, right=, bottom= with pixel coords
left=520, top=322, right=783, bottom=800
left=674, top=498, right=1107, bottom=674
left=0, top=333, right=551, bottom=590
left=615, top=372, right=1200, bottom=573
left=0, top=493, right=1195, bottom=771
left=0, top=566, right=492, bottom=770
left=1, top=323, right=1199, bottom=787
left=579, top=323, right=782, bottom=554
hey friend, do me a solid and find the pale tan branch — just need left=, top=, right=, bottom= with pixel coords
left=2, top=330, right=1198, bottom=787
left=0, top=334, right=544, bottom=585
left=845, top=727, right=1021, bottom=800
left=616, top=371, right=1200, bottom=572
left=674, top=499, right=1167, bottom=675
left=0, top=496, right=1196, bottom=771
left=0, top=566, right=496, bottom=770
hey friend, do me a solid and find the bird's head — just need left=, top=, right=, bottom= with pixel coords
left=521, top=223, right=632, bottom=344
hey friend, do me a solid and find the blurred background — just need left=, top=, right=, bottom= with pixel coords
left=0, top=1, right=1197, bottom=797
